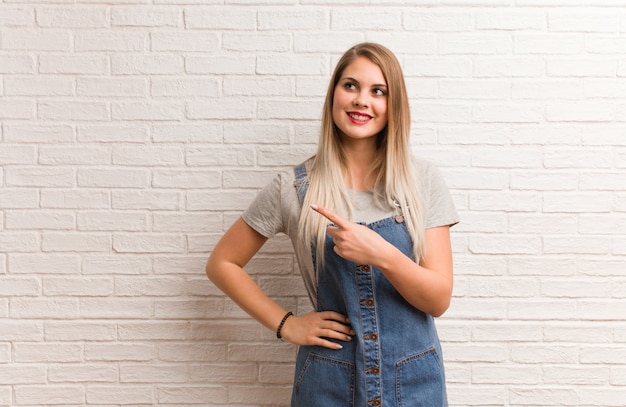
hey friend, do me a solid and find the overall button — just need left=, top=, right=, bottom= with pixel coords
left=364, top=333, right=378, bottom=341
left=366, top=367, right=380, bottom=374
left=369, top=399, right=381, bottom=406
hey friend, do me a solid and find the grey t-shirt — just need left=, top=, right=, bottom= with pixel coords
left=242, top=156, right=459, bottom=307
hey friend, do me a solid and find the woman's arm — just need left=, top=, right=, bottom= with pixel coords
left=311, top=204, right=453, bottom=317
left=206, top=217, right=354, bottom=348
left=377, top=225, right=453, bottom=317
left=206, top=217, right=287, bottom=332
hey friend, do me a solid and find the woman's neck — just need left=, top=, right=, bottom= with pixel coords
left=343, top=140, right=377, bottom=191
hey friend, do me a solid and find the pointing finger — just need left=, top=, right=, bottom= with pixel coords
left=310, top=204, right=350, bottom=229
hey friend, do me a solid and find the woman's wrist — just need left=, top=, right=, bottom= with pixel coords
left=374, top=240, right=402, bottom=272
left=276, top=311, right=293, bottom=340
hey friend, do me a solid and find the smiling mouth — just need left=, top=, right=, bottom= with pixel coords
left=348, top=112, right=372, bottom=123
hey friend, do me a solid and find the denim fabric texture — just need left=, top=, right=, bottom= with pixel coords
left=291, top=165, right=448, bottom=407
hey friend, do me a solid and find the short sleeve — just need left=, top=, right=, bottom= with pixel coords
left=242, top=173, right=285, bottom=238
left=419, top=160, right=460, bottom=229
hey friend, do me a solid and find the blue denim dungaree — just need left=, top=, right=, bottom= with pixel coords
left=291, top=164, right=447, bottom=407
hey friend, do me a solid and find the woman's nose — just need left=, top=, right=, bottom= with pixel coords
left=353, top=91, right=369, bottom=107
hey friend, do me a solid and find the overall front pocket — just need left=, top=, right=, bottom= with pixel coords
left=395, top=347, right=446, bottom=407
left=293, top=352, right=355, bottom=407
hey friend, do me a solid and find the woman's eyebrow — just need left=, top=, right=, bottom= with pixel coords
left=342, top=76, right=387, bottom=88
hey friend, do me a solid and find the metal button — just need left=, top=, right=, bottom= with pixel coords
left=369, top=399, right=381, bottom=406
left=366, top=366, right=380, bottom=375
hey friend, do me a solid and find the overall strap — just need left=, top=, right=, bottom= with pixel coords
left=293, top=163, right=309, bottom=207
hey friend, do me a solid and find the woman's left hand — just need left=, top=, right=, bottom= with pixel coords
left=311, top=204, right=392, bottom=266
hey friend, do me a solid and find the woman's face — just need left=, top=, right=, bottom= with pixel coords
left=332, top=56, right=388, bottom=144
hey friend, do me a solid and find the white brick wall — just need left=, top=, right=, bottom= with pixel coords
left=1, top=1, right=625, bottom=406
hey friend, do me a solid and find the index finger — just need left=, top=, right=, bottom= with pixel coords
left=310, top=204, right=350, bottom=229
left=319, top=310, right=351, bottom=325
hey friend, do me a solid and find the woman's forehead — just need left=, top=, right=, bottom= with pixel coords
left=339, top=57, right=387, bottom=86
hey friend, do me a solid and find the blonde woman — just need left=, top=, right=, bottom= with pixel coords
left=207, top=42, right=459, bottom=406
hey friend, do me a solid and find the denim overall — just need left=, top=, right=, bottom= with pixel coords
left=291, top=164, right=447, bottom=407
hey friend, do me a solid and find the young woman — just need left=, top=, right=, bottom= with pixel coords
left=206, top=42, right=459, bottom=406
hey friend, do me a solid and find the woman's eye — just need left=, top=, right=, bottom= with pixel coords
left=373, top=88, right=386, bottom=96
left=345, top=82, right=357, bottom=90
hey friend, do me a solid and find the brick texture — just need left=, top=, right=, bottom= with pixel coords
left=1, top=1, right=625, bottom=406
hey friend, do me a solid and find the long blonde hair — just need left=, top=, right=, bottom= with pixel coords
left=298, top=42, right=425, bottom=266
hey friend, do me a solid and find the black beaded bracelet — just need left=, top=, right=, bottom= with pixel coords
left=276, top=311, right=293, bottom=340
